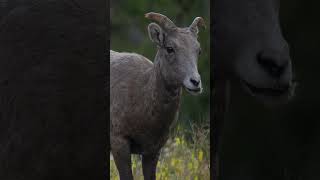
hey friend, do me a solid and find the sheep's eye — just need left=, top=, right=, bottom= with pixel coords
left=198, top=48, right=202, bottom=55
left=166, top=47, right=174, bottom=54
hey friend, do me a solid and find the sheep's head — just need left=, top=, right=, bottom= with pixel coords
left=145, top=12, right=205, bottom=95
left=213, top=0, right=296, bottom=105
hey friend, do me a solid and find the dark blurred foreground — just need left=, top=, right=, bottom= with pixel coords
left=0, top=1, right=106, bottom=179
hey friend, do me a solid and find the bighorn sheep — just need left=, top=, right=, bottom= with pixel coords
left=110, top=12, right=205, bottom=179
left=213, top=0, right=296, bottom=179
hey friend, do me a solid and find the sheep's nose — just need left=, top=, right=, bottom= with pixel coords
left=190, top=78, right=200, bottom=87
left=257, top=50, right=289, bottom=78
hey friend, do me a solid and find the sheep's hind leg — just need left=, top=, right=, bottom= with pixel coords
left=142, top=152, right=159, bottom=180
left=111, top=137, right=133, bottom=180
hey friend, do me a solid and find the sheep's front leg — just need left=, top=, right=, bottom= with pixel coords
left=142, top=152, right=159, bottom=180
left=111, top=137, right=133, bottom=180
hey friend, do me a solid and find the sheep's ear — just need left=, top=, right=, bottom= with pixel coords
left=148, top=23, right=164, bottom=46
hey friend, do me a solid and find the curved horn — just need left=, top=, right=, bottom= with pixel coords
left=145, top=12, right=177, bottom=31
left=189, top=17, right=206, bottom=34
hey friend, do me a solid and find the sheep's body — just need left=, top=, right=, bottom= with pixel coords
left=110, top=12, right=204, bottom=180
left=110, top=50, right=181, bottom=155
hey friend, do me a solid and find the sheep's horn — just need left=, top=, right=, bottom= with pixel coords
left=189, top=17, right=206, bottom=34
left=145, top=12, right=177, bottom=31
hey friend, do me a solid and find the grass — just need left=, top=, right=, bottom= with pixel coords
left=110, top=124, right=210, bottom=180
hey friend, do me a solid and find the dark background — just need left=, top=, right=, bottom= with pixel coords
left=0, top=0, right=107, bottom=179
left=219, top=0, right=320, bottom=179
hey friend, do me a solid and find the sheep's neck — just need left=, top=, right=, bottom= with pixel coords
left=146, top=51, right=181, bottom=127
left=152, top=51, right=181, bottom=103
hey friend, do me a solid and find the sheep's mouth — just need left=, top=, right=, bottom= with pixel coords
left=185, top=87, right=202, bottom=95
left=242, top=81, right=290, bottom=97
left=186, top=87, right=201, bottom=92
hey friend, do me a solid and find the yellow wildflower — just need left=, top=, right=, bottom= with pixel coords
left=198, top=150, right=203, bottom=162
